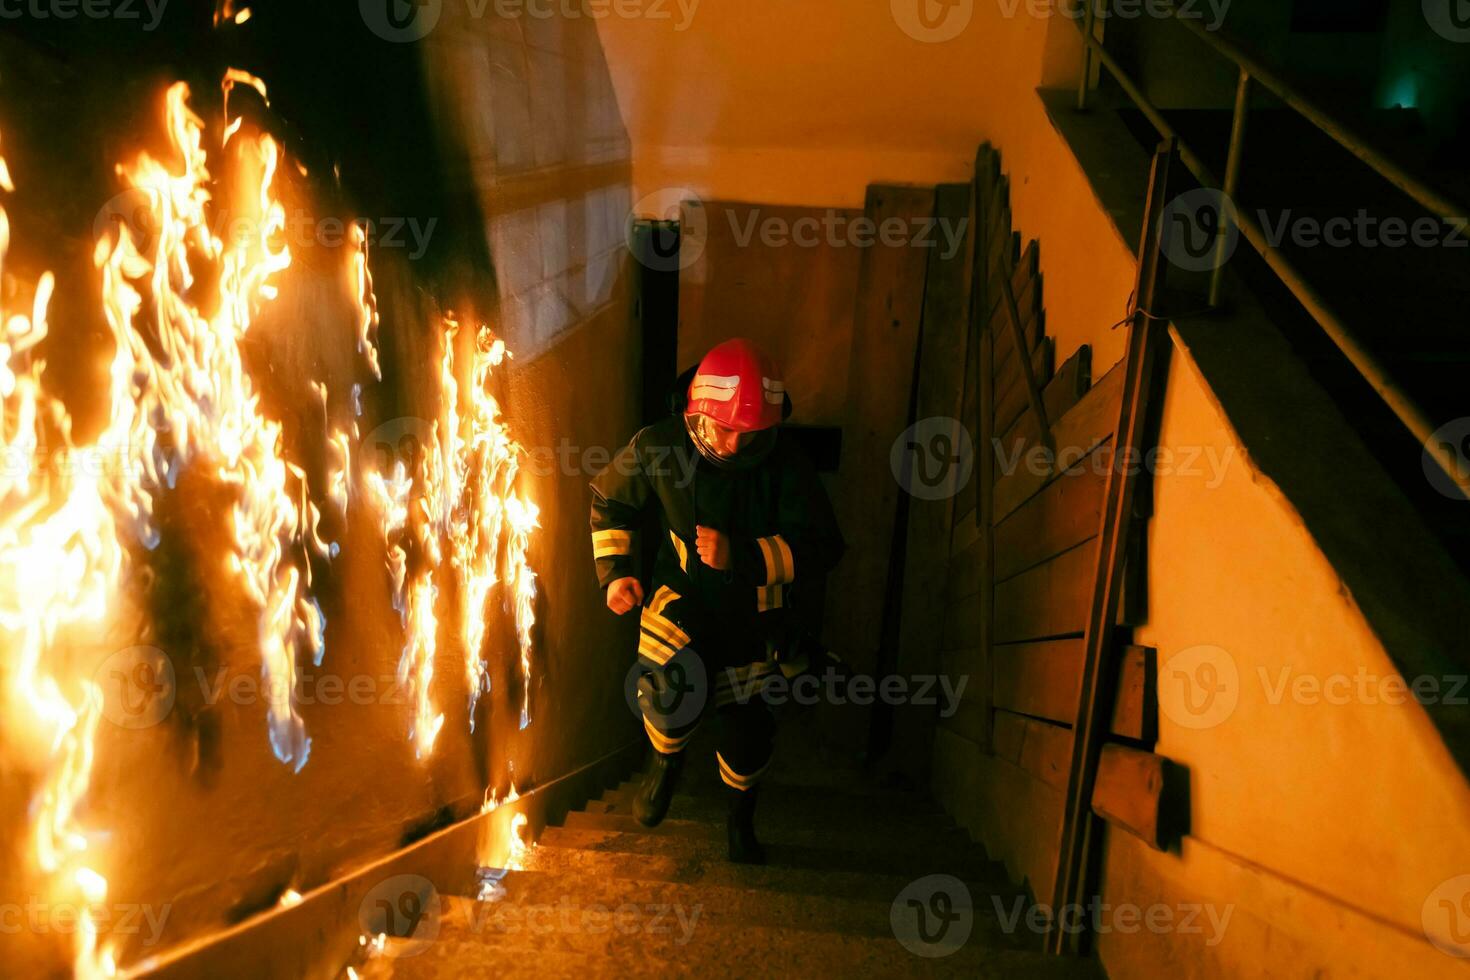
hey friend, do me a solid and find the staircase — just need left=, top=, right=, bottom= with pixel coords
left=355, top=722, right=1103, bottom=978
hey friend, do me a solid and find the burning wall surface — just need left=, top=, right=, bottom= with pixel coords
left=0, top=4, right=637, bottom=975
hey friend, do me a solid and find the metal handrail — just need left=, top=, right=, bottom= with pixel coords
left=1070, top=0, right=1470, bottom=497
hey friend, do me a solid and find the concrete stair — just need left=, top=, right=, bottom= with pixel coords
left=353, top=729, right=1102, bottom=978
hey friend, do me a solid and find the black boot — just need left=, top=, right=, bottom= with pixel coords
left=633, top=751, right=684, bottom=827
left=726, top=785, right=765, bottom=864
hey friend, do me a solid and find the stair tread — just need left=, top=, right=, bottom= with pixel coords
left=524, top=838, right=1021, bottom=904
left=358, top=894, right=1099, bottom=979
left=539, top=825, right=1004, bottom=881
left=459, top=868, right=1018, bottom=942
left=592, top=784, right=956, bottom=832
left=562, top=809, right=976, bottom=854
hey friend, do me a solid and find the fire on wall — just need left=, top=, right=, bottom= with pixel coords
left=0, top=4, right=597, bottom=974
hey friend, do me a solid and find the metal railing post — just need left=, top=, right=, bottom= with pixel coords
left=1076, top=0, right=1097, bottom=111
left=1209, top=68, right=1251, bottom=307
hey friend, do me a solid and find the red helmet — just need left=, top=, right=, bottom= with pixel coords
left=686, top=338, right=786, bottom=432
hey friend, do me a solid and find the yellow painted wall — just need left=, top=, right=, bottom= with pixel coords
left=1111, top=349, right=1470, bottom=978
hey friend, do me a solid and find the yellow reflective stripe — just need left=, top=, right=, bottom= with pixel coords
left=638, top=631, right=677, bottom=666
left=756, top=534, right=794, bottom=585
left=717, top=751, right=771, bottom=790
left=670, top=531, right=689, bottom=572
left=640, top=608, right=691, bottom=651
left=756, top=584, right=783, bottom=612
left=592, top=528, right=634, bottom=559
left=638, top=606, right=691, bottom=666
left=644, top=717, right=694, bottom=754
left=649, top=586, right=680, bottom=617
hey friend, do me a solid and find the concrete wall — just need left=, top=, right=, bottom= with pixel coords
left=0, top=6, right=640, bottom=974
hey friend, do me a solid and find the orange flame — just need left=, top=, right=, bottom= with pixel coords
left=1, top=131, right=121, bottom=978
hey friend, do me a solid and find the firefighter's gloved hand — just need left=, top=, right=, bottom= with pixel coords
left=607, top=576, right=644, bottom=615
left=694, top=525, right=731, bottom=571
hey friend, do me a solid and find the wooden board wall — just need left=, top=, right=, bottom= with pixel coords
left=678, top=200, right=863, bottom=426
left=928, top=144, right=1142, bottom=900
left=825, top=184, right=937, bottom=692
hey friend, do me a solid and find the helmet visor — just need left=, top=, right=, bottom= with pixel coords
left=685, top=412, right=775, bottom=468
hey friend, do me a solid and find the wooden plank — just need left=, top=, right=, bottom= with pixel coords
left=889, top=181, right=975, bottom=774
left=968, top=146, right=996, bottom=754
left=994, top=710, right=1072, bottom=790
left=1001, top=343, right=1092, bottom=443
left=946, top=530, right=986, bottom=603
left=993, top=360, right=1123, bottom=523
left=1052, top=143, right=1179, bottom=954
left=678, top=200, right=864, bottom=426
left=1090, top=743, right=1167, bottom=849
left=994, top=337, right=1055, bottom=436
left=941, top=593, right=983, bottom=651
left=992, top=639, right=1085, bottom=724
left=989, top=278, right=1044, bottom=385
left=992, top=542, right=1094, bottom=643
left=826, top=183, right=937, bottom=685
left=950, top=505, right=979, bottom=556
left=932, top=727, right=1064, bottom=900
left=993, top=441, right=1106, bottom=582
left=990, top=640, right=1148, bottom=734
left=990, top=242, right=1042, bottom=374
left=1111, top=645, right=1156, bottom=743
left=938, top=642, right=989, bottom=746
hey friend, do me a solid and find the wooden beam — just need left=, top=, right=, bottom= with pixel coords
left=993, top=361, right=1122, bottom=524
left=995, top=242, right=1055, bottom=461
left=1049, top=140, right=1179, bottom=956
left=1001, top=344, right=1091, bottom=444
left=887, top=181, right=975, bottom=776
left=970, top=145, right=998, bottom=753
left=826, top=182, right=936, bottom=693
left=1111, top=645, right=1157, bottom=743
left=1090, top=743, right=1168, bottom=849
left=995, top=337, right=1055, bottom=436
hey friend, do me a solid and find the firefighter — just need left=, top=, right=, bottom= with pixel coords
left=589, top=338, right=844, bottom=864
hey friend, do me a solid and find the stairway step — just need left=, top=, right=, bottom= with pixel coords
left=590, top=784, right=957, bottom=835
left=562, top=810, right=978, bottom=859
left=539, top=825, right=1005, bottom=883
left=607, top=777, right=947, bottom=814
left=525, top=836, right=1021, bottom=906
left=464, top=868, right=951, bottom=941
left=360, top=892, right=1100, bottom=979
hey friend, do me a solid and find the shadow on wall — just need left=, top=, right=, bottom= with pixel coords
left=0, top=2, right=638, bottom=974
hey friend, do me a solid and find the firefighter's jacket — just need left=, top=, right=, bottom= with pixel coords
left=589, top=413, right=844, bottom=669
